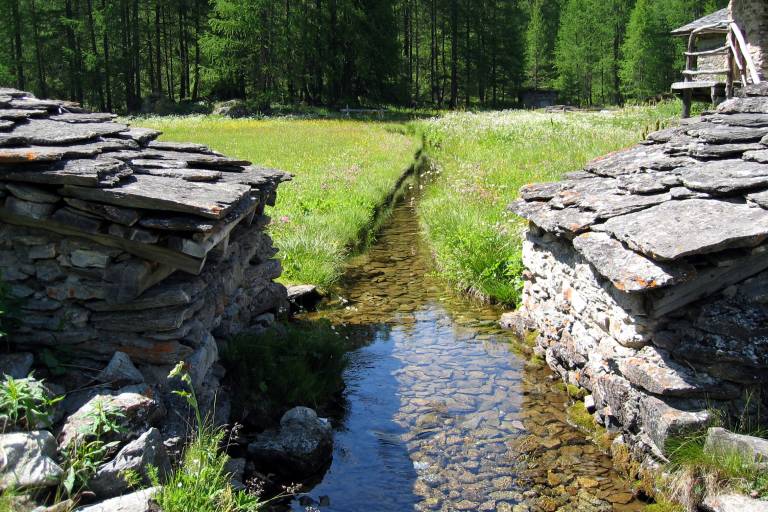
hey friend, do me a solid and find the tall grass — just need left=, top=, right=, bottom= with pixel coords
left=415, top=101, right=684, bottom=305
left=133, top=116, right=419, bottom=288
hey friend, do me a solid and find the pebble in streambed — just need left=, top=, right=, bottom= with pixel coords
left=294, top=188, right=645, bottom=511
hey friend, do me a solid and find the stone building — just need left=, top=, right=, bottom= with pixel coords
left=0, top=87, right=290, bottom=397
left=508, top=84, right=768, bottom=465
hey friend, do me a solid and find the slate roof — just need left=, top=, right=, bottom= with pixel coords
left=0, top=88, right=291, bottom=274
left=510, top=85, right=768, bottom=300
left=671, top=8, right=730, bottom=36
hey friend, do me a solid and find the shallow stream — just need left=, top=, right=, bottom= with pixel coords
left=291, top=181, right=644, bottom=512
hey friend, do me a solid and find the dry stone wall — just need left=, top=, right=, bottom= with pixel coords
left=0, top=87, right=290, bottom=397
left=508, top=86, right=768, bottom=464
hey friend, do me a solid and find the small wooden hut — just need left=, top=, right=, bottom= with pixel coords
left=671, top=8, right=731, bottom=117
left=671, top=1, right=765, bottom=118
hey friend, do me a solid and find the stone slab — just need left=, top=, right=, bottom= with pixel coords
left=706, top=113, right=768, bottom=127
left=49, top=112, right=117, bottom=123
left=63, top=198, right=139, bottom=226
left=744, top=150, right=768, bottom=164
left=747, top=189, right=768, bottom=208
left=0, top=108, right=48, bottom=120
left=0, top=119, right=128, bottom=146
left=518, top=182, right=566, bottom=201
left=687, top=125, right=768, bottom=143
left=572, top=232, right=695, bottom=292
left=147, top=140, right=210, bottom=153
left=5, top=183, right=59, bottom=203
left=117, top=127, right=161, bottom=145
left=717, top=97, right=768, bottom=114
left=595, top=199, right=768, bottom=260
left=60, top=174, right=252, bottom=219
left=509, top=199, right=598, bottom=235
left=0, top=157, right=132, bottom=187
left=701, top=494, right=768, bottom=512
left=678, top=159, right=768, bottom=194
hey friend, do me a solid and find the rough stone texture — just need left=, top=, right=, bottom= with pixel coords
left=0, top=352, right=33, bottom=378
left=0, top=431, right=63, bottom=490
left=57, top=390, right=163, bottom=450
left=701, top=494, right=768, bottom=512
left=705, top=427, right=768, bottom=465
left=96, top=352, right=145, bottom=387
left=88, top=428, right=171, bottom=498
left=509, top=93, right=768, bottom=465
left=248, top=406, right=333, bottom=477
left=73, top=487, right=159, bottom=512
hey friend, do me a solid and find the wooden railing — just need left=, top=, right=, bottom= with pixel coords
left=726, top=21, right=761, bottom=97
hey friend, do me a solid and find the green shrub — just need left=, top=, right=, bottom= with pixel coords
left=665, top=429, right=768, bottom=502
left=222, top=320, right=348, bottom=418
left=61, top=400, right=124, bottom=496
left=156, top=362, right=277, bottom=512
left=0, top=375, right=61, bottom=431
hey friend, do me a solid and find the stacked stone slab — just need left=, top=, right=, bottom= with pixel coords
left=509, top=85, right=768, bottom=462
left=0, top=88, right=290, bottom=380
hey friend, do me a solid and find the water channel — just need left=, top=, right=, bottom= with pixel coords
left=290, top=177, right=645, bottom=512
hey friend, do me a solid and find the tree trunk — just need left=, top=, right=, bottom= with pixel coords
left=449, top=0, right=458, bottom=109
left=11, top=0, right=25, bottom=90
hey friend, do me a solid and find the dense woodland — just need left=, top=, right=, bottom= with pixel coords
left=0, top=0, right=727, bottom=112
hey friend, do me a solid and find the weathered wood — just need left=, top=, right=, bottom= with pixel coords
left=684, top=46, right=728, bottom=57
left=682, top=69, right=730, bottom=76
left=170, top=197, right=258, bottom=257
left=0, top=207, right=205, bottom=274
left=730, top=22, right=761, bottom=85
left=59, top=174, right=252, bottom=219
left=0, top=157, right=132, bottom=187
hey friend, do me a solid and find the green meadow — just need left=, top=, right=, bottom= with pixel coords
left=134, top=116, right=419, bottom=288
left=136, top=103, right=681, bottom=303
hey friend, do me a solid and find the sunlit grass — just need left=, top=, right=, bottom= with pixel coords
left=132, top=116, right=419, bottom=288
left=414, top=101, right=684, bottom=305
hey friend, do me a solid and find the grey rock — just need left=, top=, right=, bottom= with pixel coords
left=138, top=215, right=216, bottom=233
left=616, top=172, right=675, bottom=194
left=0, top=157, right=132, bottom=187
left=90, top=305, right=193, bottom=332
left=60, top=174, right=252, bottom=220
left=74, top=487, right=160, bottom=512
left=584, top=395, right=595, bottom=413
left=678, top=159, right=768, bottom=194
left=58, top=391, right=162, bottom=450
left=744, top=149, right=768, bottom=164
left=0, top=431, right=63, bottom=490
left=701, top=494, right=768, bottom=512
left=224, top=457, right=247, bottom=491
left=747, top=189, right=768, bottom=208
left=5, top=183, right=59, bottom=203
left=704, top=427, right=768, bottom=466
left=509, top=200, right=598, bottom=235
left=572, top=232, right=695, bottom=292
left=28, top=243, right=57, bottom=259
left=117, top=127, right=161, bottom=145
left=594, top=199, right=768, bottom=260
left=51, top=207, right=104, bottom=233
left=96, top=352, right=145, bottom=387
left=617, top=346, right=739, bottom=399
left=88, top=428, right=170, bottom=499
left=5, top=196, right=56, bottom=220
left=147, top=140, right=210, bottom=153
left=63, top=198, right=139, bottom=226
left=248, top=406, right=333, bottom=477
left=638, top=395, right=709, bottom=454
left=687, top=126, right=768, bottom=143
left=0, top=352, right=33, bottom=378
left=70, top=249, right=110, bottom=269
left=0, top=119, right=128, bottom=146
left=286, top=284, right=323, bottom=312
left=49, top=113, right=117, bottom=123
left=707, top=113, right=768, bottom=127
left=717, top=97, right=768, bottom=114
left=518, top=182, right=566, bottom=201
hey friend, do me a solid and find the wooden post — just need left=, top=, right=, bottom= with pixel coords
left=682, top=89, right=692, bottom=118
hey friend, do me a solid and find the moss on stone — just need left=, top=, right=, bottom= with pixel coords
left=566, top=384, right=587, bottom=399
left=567, top=400, right=613, bottom=452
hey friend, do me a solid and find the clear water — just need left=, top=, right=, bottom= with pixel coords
left=291, top=187, right=644, bottom=512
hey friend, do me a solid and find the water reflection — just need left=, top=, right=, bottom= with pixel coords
left=292, top=190, right=644, bottom=511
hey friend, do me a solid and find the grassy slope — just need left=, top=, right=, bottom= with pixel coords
left=415, top=102, right=683, bottom=305
left=133, top=116, right=418, bottom=287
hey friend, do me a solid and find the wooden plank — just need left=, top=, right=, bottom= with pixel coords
left=0, top=207, right=205, bottom=274
left=682, top=69, right=730, bottom=75
left=685, top=46, right=728, bottom=57
left=672, top=81, right=719, bottom=90
left=730, top=22, right=761, bottom=84
left=171, top=196, right=258, bottom=257
left=59, top=174, right=252, bottom=219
